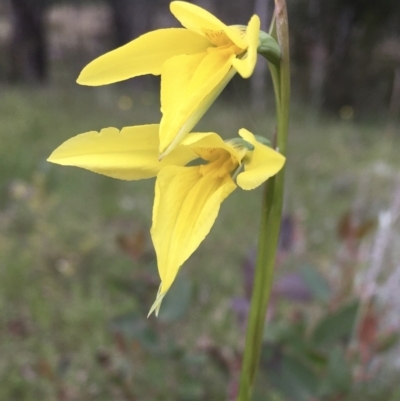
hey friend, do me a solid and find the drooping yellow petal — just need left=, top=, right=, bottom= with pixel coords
left=236, top=129, right=285, bottom=190
left=150, top=164, right=237, bottom=303
left=77, top=29, right=210, bottom=86
left=47, top=125, right=197, bottom=180
left=231, top=15, right=260, bottom=78
left=170, top=1, right=246, bottom=49
left=159, top=49, right=235, bottom=156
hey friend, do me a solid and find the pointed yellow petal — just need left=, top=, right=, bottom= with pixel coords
left=170, top=1, right=246, bottom=49
left=231, top=15, right=260, bottom=78
left=77, top=29, right=210, bottom=86
left=159, top=49, right=235, bottom=156
left=236, top=129, right=285, bottom=190
left=47, top=125, right=197, bottom=180
left=151, top=165, right=236, bottom=296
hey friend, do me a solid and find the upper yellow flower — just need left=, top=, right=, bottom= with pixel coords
left=48, top=125, right=285, bottom=315
left=77, top=1, right=260, bottom=157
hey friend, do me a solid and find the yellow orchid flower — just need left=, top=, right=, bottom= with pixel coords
left=48, top=126, right=285, bottom=315
left=77, top=1, right=261, bottom=157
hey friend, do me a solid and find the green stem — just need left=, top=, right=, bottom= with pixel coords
left=237, top=1, right=290, bottom=400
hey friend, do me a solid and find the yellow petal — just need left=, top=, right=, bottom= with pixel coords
left=47, top=125, right=196, bottom=180
left=77, top=29, right=210, bottom=86
left=231, top=15, right=260, bottom=78
left=159, top=49, right=235, bottom=156
left=170, top=1, right=246, bottom=49
left=181, top=132, right=242, bottom=162
left=151, top=165, right=236, bottom=300
left=236, top=129, right=285, bottom=190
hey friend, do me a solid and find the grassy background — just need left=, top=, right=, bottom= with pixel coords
left=1, top=80, right=400, bottom=400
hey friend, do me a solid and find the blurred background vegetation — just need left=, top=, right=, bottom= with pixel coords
left=1, top=0, right=400, bottom=400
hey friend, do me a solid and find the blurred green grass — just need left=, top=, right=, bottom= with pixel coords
left=0, top=82, right=399, bottom=400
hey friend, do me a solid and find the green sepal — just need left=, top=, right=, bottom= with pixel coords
left=226, top=137, right=255, bottom=152
left=254, top=135, right=272, bottom=147
left=258, top=30, right=281, bottom=65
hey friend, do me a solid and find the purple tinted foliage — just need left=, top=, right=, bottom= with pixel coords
left=279, top=215, right=295, bottom=252
left=234, top=215, right=312, bottom=323
left=241, top=251, right=256, bottom=300
left=273, top=273, right=313, bottom=302
left=231, top=297, right=250, bottom=315
left=231, top=297, right=250, bottom=328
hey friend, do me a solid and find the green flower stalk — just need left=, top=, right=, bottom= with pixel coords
left=238, top=0, right=290, bottom=400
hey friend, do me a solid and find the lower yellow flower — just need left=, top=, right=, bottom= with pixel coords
left=48, top=126, right=285, bottom=315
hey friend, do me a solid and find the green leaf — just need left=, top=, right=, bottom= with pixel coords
left=109, top=313, right=159, bottom=351
left=375, top=331, right=400, bottom=353
left=263, top=319, right=323, bottom=367
left=178, top=383, right=204, bottom=401
left=263, top=321, right=292, bottom=343
left=269, top=354, right=319, bottom=401
left=158, top=274, right=193, bottom=323
left=326, top=346, right=352, bottom=393
left=319, top=346, right=352, bottom=397
left=300, top=265, right=330, bottom=303
left=311, top=301, right=359, bottom=347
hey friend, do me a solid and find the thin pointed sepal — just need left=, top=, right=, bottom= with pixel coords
left=147, top=285, right=166, bottom=318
